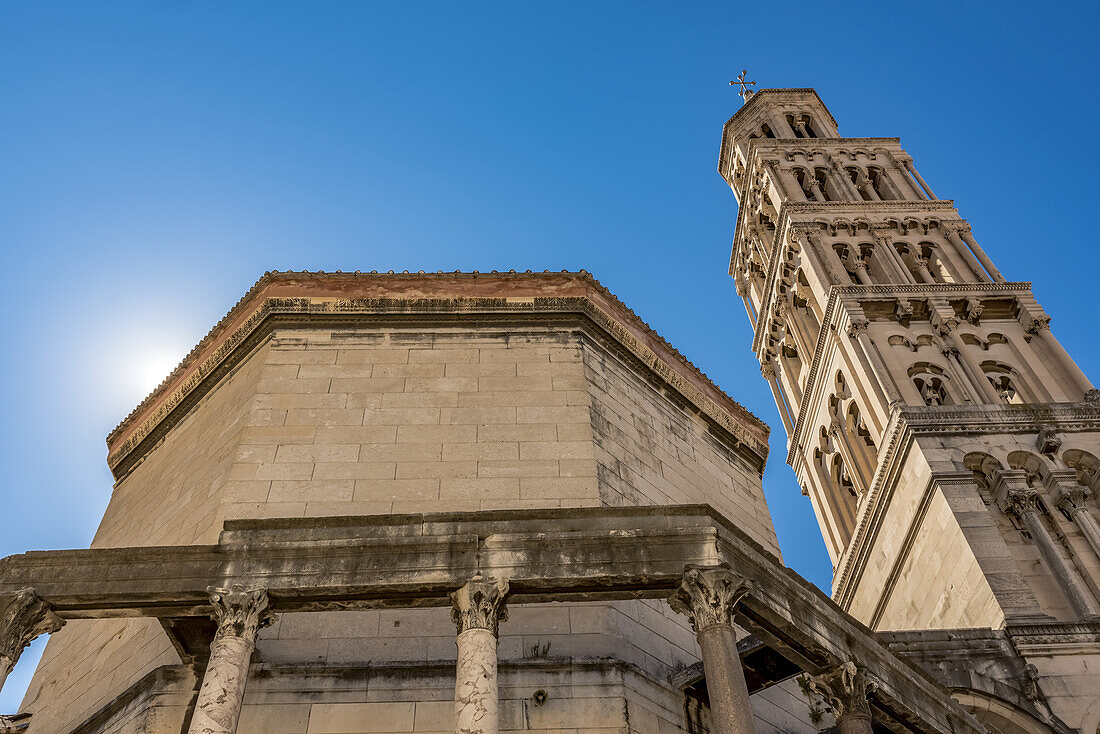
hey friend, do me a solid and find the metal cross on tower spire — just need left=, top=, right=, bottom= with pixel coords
left=729, top=70, right=756, bottom=101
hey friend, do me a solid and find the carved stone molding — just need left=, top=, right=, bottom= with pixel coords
left=208, top=585, right=275, bottom=641
left=808, top=661, right=878, bottom=724
left=451, top=577, right=509, bottom=637
left=0, top=588, right=64, bottom=665
left=667, top=565, right=752, bottom=633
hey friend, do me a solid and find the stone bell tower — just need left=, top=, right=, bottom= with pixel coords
left=720, top=87, right=1100, bottom=730
left=720, top=87, right=1100, bottom=630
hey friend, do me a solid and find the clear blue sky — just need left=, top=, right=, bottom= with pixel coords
left=1, top=0, right=1098, bottom=711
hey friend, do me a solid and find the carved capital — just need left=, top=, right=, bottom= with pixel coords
left=1055, top=484, right=1092, bottom=513
left=0, top=588, right=64, bottom=665
left=760, top=361, right=776, bottom=380
left=1000, top=487, right=1042, bottom=517
left=208, top=585, right=275, bottom=642
left=1025, top=315, right=1052, bottom=336
left=451, top=577, right=509, bottom=637
left=808, top=661, right=877, bottom=724
left=668, top=565, right=752, bottom=633
left=932, top=313, right=960, bottom=336
left=846, top=318, right=870, bottom=339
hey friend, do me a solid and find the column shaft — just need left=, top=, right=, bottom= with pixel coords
left=1019, top=508, right=1100, bottom=618
left=455, top=628, right=499, bottom=734
left=190, top=635, right=255, bottom=734
left=697, top=623, right=757, bottom=734
left=1071, top=507, right=1100, bottom=563
left=669, top=568, right=757, bottom=734
left=451, top=578, right=509, bottom=734
left=188, top=586, right=273, bottom=734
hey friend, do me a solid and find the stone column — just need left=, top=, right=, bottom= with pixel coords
left=668, top=566, right=757, bottom=734
left=451, top=577, right=509, bottom=734
left=1053, top=482, right=1100, bottom=562
left=901, top=159, right=936, bottom=199
left=997, top=477, right=1100, bottom=619
left=0, top=588, right=64, bottom=691
left=944, top=225, right=1004, bottom=283
left=188, top=586, right=274, bottom=734
left=958, top=227, right=1005, bottom=282
left=808, top=661, right=877, bottom=734
left=761, top=360, right=794, bottom=433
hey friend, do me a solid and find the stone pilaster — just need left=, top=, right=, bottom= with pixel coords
left=188, top=585, right=274, bottom=734
left=451, top=577, right=509, bottom=734
left=808, top=661, right=877, bottom=734
left=669, top=566, right=757, bottom=734
left=0, top=588, right=64, bottom=690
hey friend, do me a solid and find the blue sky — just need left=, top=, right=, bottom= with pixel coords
left=1, top=0, right=1098, bottom=711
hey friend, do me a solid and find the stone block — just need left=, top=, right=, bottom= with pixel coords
left=306, top=702, right=417, bottom=732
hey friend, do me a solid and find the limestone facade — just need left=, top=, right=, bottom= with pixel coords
left=13, top=273, right=794, bottom=734
left=723, top=88, right=1100, bottom=732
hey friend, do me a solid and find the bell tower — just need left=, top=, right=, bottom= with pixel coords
left=721, top=88, right=1100, bottom=633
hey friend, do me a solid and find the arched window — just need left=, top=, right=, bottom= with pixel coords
left=908, top=363, right=953, bottom=406
left=868, top=167, right=894, bottom=200
left=1063, top=449, right=1100, bottom=493
left=982, top=361, right=1026, bottom=404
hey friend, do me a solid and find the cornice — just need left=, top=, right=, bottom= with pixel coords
left=831, top=282, right=1032, bottom=298
left=831, top=402, right=1100, bottom=606
left=784, top=200, right=957, bottom=214
left=106, top=272, right=769, bottom=481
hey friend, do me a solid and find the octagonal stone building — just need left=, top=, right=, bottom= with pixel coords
left=19, top=270, right=805, bottom=734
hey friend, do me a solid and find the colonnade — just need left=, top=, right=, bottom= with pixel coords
left=0, top=567, right=885, bottom=734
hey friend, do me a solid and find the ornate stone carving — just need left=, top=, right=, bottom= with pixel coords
left=965, top=297, right=984, bottom=324
left=1024, top=315, right=1051, bottom=336
left=0, top=588, right=64, bottom=665
left=208, top=585, right=275, bottom=641
left=846, top=319, right=870, bottom=339
left=1000, top=487, right=1043, bottom=518
left=1054, top=484, right=1092, bottom=513
left=451, top=577, right=509, bottom=637
left=668, top=565, right=752, bottom=633
left=807, top=661, right=877, bottom=724
left=1036, top=426, right=1062, bottom=456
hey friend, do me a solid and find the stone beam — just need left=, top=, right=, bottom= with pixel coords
left=0, top=505, right=986, bottom=734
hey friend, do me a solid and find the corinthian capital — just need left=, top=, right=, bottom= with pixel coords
left=846, top=318, right=870, bottom=339
left=808, top=661, right=877, bottom=724
left=668, top=565, right=752, bottom=633
left=0, top=588, right=64, bottom=665
left=451, top=577, right=509, bottom=637
left=208, top=585, right=275, bottom=641
left=1000, top=487, right=1042, bottom=517
left=1055, top=484, right=1092, bottom=513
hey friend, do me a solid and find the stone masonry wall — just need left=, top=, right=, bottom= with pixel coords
left=22, top=323, right=776, bottom=733
left=22, top=342, right=274, bottom=733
